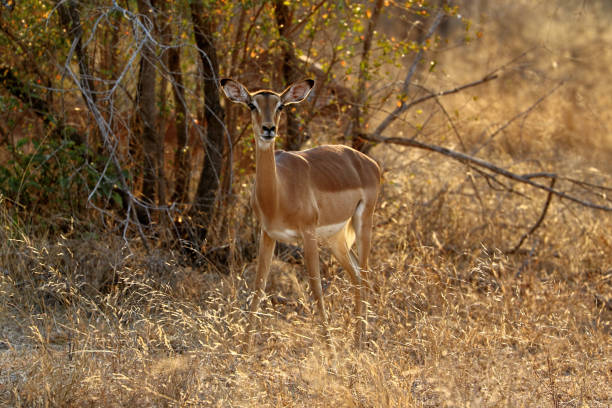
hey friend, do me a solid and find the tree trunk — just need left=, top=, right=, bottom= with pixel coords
left=156, top=0, right=188, bottom=204
left=168, top=46, right=190, bottom=203
left=136, top=0, right=160, bottom=216
left=56, top=0, right=96, bottom=110
left=350, top=0, right=384, bottom=152
left=274, top=0, right=304, bottom=151
left=189, top=0, right=225, bottom=239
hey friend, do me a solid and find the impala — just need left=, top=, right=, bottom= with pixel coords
left=220, top=78, right=381, bottom=347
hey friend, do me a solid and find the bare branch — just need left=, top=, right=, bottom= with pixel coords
left=362, top=133, right=612, bottom=211
left=371, top=48, right=543, bottom=140
left=507, top=176, right=556, bottom=254
left=404, top=11, right=444, bottom=94
left=373, top=72, right=498, bottom=139
left=372, top=10, right=444, bottom=137
left=240, top=3, right=266, bottom=66
left=341, top=0, right=388, bottom=150
left=471, top=81, right=565, bottom=156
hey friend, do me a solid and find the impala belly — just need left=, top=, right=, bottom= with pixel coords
left=266, top=227, right=299, bottom=242
left=315, top=220, right=348, bottom=238
left=264, top=220, right=349, bottom=242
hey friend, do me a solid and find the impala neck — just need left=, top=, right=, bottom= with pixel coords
left=254, top=142, right=278, bottom=210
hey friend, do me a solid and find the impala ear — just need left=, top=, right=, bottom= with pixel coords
left=220, top=78, right=251, bottom=104
left=281, top=79, right=315, bottom=105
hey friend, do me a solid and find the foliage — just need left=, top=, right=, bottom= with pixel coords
left=0, top=135, right=123, bottom=219
left=0, top=0, right=461, bottom=231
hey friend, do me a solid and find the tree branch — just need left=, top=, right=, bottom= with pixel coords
left=372, top=71, right=498, bottom=139
left=350, top=0, right=384, bottom=151
left=507, top=176, right=556, bottom=253
left=361, top=132, right=612, bottom=211
left=470, top=81, right=565, bottom=156
left=284, top=0, right=327, bottom=39
left=370, top=48, right=542, bottom=141
left=371, top=10, right=444, bottom=138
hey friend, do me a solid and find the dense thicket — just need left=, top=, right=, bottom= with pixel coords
left=0, top=0, right=457, bottom=246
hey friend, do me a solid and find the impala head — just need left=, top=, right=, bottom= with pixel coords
left=220, top=78, right=314, bottom=146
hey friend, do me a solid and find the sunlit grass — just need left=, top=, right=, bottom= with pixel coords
left=1, top=1, right=611, bottom=406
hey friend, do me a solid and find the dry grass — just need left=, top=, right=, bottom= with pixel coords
left=1, top=1, right=611, bottom=407
left=1, top=187, right=610, bottom=406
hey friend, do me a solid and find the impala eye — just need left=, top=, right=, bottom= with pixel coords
left=277, top=104, right=284, bottom=112
left=247, top=102, right=256, bottom=111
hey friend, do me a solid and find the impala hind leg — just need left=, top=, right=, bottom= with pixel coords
left=247, top=230, right=276, bottom=347
left=328, top=224, right=366, bottom=347
left=352, top=200, right=376, bottom=293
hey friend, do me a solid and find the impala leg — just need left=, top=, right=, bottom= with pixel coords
left=353, top=202, right=375, bottom=293
left=247, top=230, right=276, bottom=347
left=328, top=225, right=365, bottom=347
left=302, top=230, right=332, bottom=347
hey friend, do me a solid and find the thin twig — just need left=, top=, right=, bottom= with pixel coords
left=372, top=72, right=498, bottom=138
left=240, top=3, right=266, bottom=65
left=470, top=81, right=565, bottom=156
left=432, top=93, right=467, bottom=151
left=371, top=48, right=541, bottom=140
left=284, top=0, right=327, bottom=38
left=507, top=176, right=556, bottom=254
left=58, top=5, right=153, bottom=252
left=547, top=355, right=560, bottom=408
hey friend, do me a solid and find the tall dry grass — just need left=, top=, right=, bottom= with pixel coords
left=1, top=0, right=611, bottom=406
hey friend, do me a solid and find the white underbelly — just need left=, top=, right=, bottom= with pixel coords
left=315, top=220, right=348, bottom=239
left=266, top=228, right=300, bottom=242
left=265, top=220, right=348, bottom=242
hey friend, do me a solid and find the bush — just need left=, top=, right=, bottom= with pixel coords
left=0, top=135, right=123, bottom=222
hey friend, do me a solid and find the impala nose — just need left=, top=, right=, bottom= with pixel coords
left=261, top=125, right=276, bottom=139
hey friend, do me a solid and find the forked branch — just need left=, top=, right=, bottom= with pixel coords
left=507, top=176, right=556, bottom=253
left=372, top=48, right=542, bottom=141
left=361, top=132, right=612, bottom=212
left=371, top=72, right=499, bottom=140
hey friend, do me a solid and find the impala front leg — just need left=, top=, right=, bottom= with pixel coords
left=247, top=230, right=276, bottom=347
left=302, top=230, right=332, bottom=346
